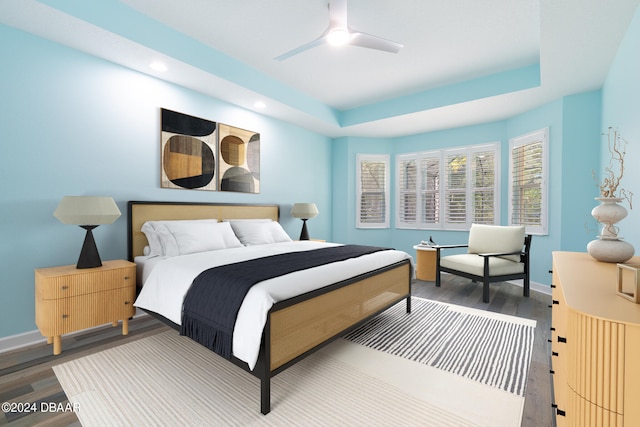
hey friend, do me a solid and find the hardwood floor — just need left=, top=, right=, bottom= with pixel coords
left=1, top=275, right=552, bottom=426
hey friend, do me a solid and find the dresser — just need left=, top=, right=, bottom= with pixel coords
left=551, top=252, right=640, bottom=426
left=35, top=260, right=136, bottom=355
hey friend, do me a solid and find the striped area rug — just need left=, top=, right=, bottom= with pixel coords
left=344, top=297, right=536, bottom=396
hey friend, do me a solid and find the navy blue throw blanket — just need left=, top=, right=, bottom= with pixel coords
left=180, top=244, right=390, bottom=359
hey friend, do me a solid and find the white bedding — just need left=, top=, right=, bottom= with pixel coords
left=134, top=241, right=412, bottom=370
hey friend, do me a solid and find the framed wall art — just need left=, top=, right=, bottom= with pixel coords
left=160, top=108, right=217, bottom=191
left=218, top=123, right=260, bottom=194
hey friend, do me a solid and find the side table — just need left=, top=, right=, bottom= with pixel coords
left=413, top=245, right=437, bottom=281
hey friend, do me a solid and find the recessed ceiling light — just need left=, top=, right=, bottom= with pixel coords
left=254, top=101, right=266, bottom=109
left=149, top=61, right=168, bottom=72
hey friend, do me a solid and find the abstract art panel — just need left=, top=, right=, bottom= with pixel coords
left=160, top=109, right=217, bottom=191
left=218, top=123, right=260, bottom=194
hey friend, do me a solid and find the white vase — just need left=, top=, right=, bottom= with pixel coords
left=587, top=197, right=634, bottom=263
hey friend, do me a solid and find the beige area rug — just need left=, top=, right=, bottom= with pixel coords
left=54, top=304, right=533, bottom=426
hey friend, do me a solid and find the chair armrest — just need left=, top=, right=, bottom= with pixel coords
left=477, top=250, right=523, bottom=258
left=432, top=244, right=469, bottom=250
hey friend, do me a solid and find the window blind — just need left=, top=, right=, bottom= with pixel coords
left=471, top=150, right=495, bottom=224
left=511, top=141, right=542, bottom=226
left=357, top=154, right=389, bottom=228
left=509, top=127, right=548, bottom=235
left=395, top=143, right=498, bottom=230
left=398, top=157, right=417, bottom=224
left=445, top=153, right=467, bottom=225
left=420, top=156, right=440, bottom=224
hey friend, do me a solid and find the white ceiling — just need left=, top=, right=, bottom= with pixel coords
left=2, top=0, right=639, bottom=137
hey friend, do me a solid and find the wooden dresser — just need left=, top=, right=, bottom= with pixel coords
left=551, top=252, right=640, bottom=426
left=35, top=260, right=136, bottom=355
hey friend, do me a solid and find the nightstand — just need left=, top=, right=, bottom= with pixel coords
left=35, top=260, right=136, bottom=355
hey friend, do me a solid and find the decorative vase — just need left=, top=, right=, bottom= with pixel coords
left=587, top=197, right=634, bottom=263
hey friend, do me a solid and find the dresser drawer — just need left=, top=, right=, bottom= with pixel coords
left=36, top=286, right=135, bottom=336
left=36, top=261, right=135, bottom=299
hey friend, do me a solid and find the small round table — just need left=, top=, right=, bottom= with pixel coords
left=413, top=245, right=437, bottom=281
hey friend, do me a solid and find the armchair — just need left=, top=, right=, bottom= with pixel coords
left=434, top=224, right=532, bottom=303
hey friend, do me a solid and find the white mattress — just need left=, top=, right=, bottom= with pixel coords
left=134, top=241, right=412, bottom=370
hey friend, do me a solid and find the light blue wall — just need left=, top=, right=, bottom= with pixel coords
left=0, top=26, right=332, bottom=338
left=602, top=5, right=640, bottom=250
left=558, top=91, right=603, bottom=250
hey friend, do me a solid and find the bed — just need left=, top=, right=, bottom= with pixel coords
left=128, top=201, right=413, bottom=414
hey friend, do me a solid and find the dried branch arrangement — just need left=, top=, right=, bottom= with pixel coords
left=599, top=127, right=633, bottom=208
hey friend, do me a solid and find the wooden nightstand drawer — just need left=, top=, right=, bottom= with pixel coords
left=35, top=259, right=136, bottom=355
left=36, top=287, right=135, bottom=336
left=36, top=260, right=135, bottom=299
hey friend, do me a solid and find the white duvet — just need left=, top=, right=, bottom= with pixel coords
left=134, top=241, right=412, bottom=370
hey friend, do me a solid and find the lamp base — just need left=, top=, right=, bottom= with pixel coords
left=299, top=219, right=310, bottom=240
left=77, top=225, right=102, bottom=269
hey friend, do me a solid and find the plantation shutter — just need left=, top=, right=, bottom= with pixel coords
left=357, top=154, right=389, bottom=228
left=471, top=149, right=496, bottom=224
left=509, top=128, right=548, bottom=235
left=420, top=155, right=440, bottom=225
left=444, top=151, right=467, bottom=227
left=397, top=155, right=417, bottom=227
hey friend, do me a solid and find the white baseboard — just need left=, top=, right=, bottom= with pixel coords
left=0, top=309, right=149, bottom=355
left=0, top=329, right=47, bottom=354
left=529, top=280, right=551, bottom=295
left=507, top=279, right=550, bottom=296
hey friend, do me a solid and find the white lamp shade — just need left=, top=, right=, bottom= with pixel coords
left=54, top=196, right=121, bottom=225
left=291, top=203, right=319, bottom=219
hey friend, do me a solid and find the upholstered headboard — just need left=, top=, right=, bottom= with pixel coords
left=127, top=201, right=280, bottom=260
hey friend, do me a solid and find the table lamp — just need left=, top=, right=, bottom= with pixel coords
left=291, top=203, right=319, bottom=240
left=54, top=196, right=121, bottom=269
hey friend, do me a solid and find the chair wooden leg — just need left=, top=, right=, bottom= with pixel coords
left=523, top=277, right=530, bottom=297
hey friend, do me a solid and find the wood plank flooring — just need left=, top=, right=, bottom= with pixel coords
left=0, top=275, right=552, bottom=426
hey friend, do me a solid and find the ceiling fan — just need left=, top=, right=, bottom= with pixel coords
left=275, top=0, right=404, bottom=61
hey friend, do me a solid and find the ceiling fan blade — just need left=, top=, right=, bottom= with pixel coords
left=349, top=31, right=404, bottom=53
left=274, top=34, right=327, bottom=61
left=328, top=0, right=348, bottom=28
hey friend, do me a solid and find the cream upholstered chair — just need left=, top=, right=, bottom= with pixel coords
left=434, top=224, right=532, bottom=303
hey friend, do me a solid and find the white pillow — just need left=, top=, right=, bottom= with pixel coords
left=141, top=220, right=243, bottom=256
left=226, top=219, right=292, bottom=246
left=141, top=221, right=165, bottom=256
left=467, top=224, right=525, bottom=262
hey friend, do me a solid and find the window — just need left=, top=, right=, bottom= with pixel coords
left=470, top=146, right=497, bottom=225
left=421, top=155, right=440, bottom=225
left=396, top=143, right=499, bottom=230
left=397, top=154, right=417, bottom=226
left=509, top=128, right=548, bottom=235
left=356, top=154, right=390, bottom=228
left=444, top=149, right=467, bottom=227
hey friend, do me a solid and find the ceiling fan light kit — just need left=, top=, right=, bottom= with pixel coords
left=327, top=28, right=350, bottom=46
left=275, top=0, right=403, bottom=60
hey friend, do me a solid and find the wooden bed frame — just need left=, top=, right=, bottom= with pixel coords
left=128, top=201, right=412, bottom=414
